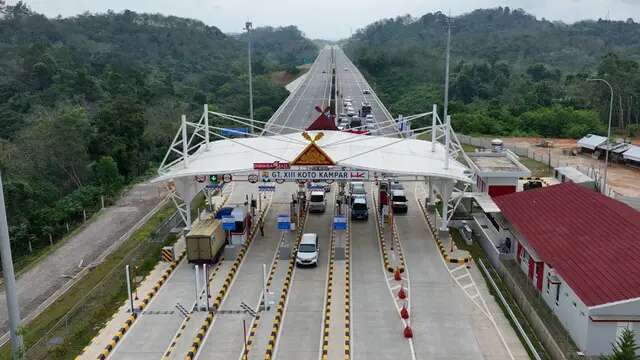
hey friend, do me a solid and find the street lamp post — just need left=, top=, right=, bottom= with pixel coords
left=245, top=21, right=254, bottom=134
left=587, top=78, right=614, bottom=194
left=0, top=171, right=23, bottom=358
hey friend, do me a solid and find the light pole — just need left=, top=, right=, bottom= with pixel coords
left=245, top=21, right=254, bottom=134
left=0, top=171, right=23, bottom=358
left=587, top=78, right=614, bottom=194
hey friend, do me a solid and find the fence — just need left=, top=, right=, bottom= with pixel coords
left=20, top=205, right=181, bottom=360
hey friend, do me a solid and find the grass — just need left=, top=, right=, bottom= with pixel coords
left=517, top=156, right=553, bottom=178
left=0, top=202, right=178, bottom=360
left=449, top=228, right=548, bottom=360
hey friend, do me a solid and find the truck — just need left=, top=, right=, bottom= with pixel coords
left=186, top=214, right=226, bottom=264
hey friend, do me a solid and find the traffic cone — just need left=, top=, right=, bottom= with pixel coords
left=394, top=268, right=401, bottom=281
left=400, top=304, right=409, bottom=319
left=398, top=286, right=407, bottom=300
left=403, top=325, right=413, bottom=338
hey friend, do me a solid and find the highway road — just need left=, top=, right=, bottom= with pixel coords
left=264, top=46, right=333, bottom=134
left=85, top=46, right=529, bottom=360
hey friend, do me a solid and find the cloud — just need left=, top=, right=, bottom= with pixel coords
left=8, top=0, right=640, bottom=39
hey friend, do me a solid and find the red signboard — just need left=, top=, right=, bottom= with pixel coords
left=253, top=161, right=290, bottom=170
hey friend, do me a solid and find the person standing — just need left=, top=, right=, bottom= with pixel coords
left=259, top=218, right=265, bottom=237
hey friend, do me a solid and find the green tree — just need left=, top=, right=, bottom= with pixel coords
left=92, top=156, right=123, bottom=195
left=600, top=328, right=639, bottom=360
left=92, top=98, right=146, bottom=178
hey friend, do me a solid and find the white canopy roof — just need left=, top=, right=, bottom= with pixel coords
left=155, top=130, right=471, bottom=183
left=577, top=134, right=607, bottom=150
left=623, top=145, right=640, bottom=162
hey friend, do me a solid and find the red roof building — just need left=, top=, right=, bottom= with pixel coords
left=493, top=182, right=640, bottom=355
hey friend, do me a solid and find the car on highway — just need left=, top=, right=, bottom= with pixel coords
left=351, top=197, right=369, bottom=221
left=309, top=190, right=327, bottom=213
left=346, top=108, right=356, bottom=117
left=362, top=89, right=371, bottom=94
left=391, top=189, right=408, bottom=213
left=390, top=181, right=404, bottom=191
left=339, top=112, right=347, bottom=118
left=349, top=184, right=366, bottom=205
left=349, top=117, right=362, bottom=129
left=344, top=67, right=349, bottom=71
left=311, top=180, right=331, bottom=192
left=365, top=114, right=374, bottom=123
left=344, top=97, right=352, bottom=103
left=296, top=233, right=319, bottom=267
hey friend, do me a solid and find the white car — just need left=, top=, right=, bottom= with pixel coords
left=344, top=67, right=349, bottom=71
left=296, top=233, right=319, bottom=267
left=362, top=89, right=371, bottom=94
left=308, top=190, right=327, bottom=213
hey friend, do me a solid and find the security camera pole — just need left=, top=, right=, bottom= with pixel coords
left=0, top=171, right=23, bottom=358
left=245, top=21, right=254, bottom=134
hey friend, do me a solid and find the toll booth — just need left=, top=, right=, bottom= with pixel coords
left=216, top=206, right=251, bottom=245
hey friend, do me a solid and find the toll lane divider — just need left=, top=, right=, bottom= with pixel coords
left=415, top=192, right=470, bottom=264
left=95, top=249, right=187, bottom=360
left=184, top=195, right=273, bottom=360
left=162, top=260, right=224, bottom=359
left=370, top=187, right=403, bottom=273
left=263, top=206, right=309, bottom=360
left=244, top=249, right=280, bottom=354
left=344, top=207, right=352, bottom=360
left=320, top=193, right=339, bottom=360
left=372, top=187, right=417, bottom=359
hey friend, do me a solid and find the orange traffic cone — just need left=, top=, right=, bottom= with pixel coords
left=400, top=304, right=409, bottom=319
left=403, top=325, right=413, bottom=338
left=398, top=286, right=407, bottom=300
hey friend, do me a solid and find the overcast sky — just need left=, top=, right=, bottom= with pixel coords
left=7, top=0, right=640, bottom=39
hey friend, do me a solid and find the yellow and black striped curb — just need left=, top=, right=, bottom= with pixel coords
left=321, top=194, right=339, bottom=360
left=371, top=191, right=404, bottom=274
left=95, top=249, right=186, bottom=360
left=390, top=221, right=407, bottom=274
left=162, top=247, right=175, bottom=262
left=264, top=206, right=308, bottom=360
left=162, top=260, right=224, bottom=359
left=184, top=198, right=272, bottom=360
left=344, top=207, right=352, bottom=360
left=244, top=251, right=280, bottom=354
left=416, top=198, right=470, bottom=264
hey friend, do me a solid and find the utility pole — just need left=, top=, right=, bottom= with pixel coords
left=587, top=78, right=614, bottom=194
left=245, top=21, right=254, bottom=134
left=443, top=13, right=452, bottom=122
left=0, top=171, right=23, bottom=358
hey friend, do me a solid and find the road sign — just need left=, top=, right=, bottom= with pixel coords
left=277, top=215, right=291, bottom=231
left=195, top=175, right=206, bottom=183
left=222, top=174, right=232, bottom=183
left=209, top=174, right=219, bottom=184
left=260, top=169, right=369, bottom=182
left=253, top=161, right=290, bottom=170
left=258, top=185, right=276, bottom=192
left=248, top=174, right=259, bottom=183
left=220, top=127, right=249, bottom=138
left=333, top=216, right=347, bottom=231
left=222, top=216, right=236, bottom=231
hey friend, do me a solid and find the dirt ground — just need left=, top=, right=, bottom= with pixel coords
left=501, top=137, right=640, bottom=197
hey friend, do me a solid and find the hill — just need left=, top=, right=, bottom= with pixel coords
left=343, top=8, right=640, bottom=138
left=0, top=2, right=317, bottom=261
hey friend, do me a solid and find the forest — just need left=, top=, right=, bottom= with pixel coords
left=343, top=8, right=640, bottom=139
left=0, top=2, right=317, bottom=260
